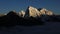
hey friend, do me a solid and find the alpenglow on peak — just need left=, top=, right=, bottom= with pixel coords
left=18, top=6, right=54, bottom=17
left=25, top=6, right=41, bottom=17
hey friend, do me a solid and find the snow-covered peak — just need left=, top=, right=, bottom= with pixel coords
left=25, top=6, right=41, bottom=17
left=39, top=8, right=53, bottom=15
left=18, top=10, right=25, bottom=17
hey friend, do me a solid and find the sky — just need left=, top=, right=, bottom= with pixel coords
left=0, top=0, right=60, bottom=14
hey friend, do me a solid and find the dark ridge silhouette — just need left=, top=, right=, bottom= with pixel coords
left=0, top=11, right=19, bottom=26
left=18, top=16, right=44, bottom=26
left=46, top=15, right=60, bottom=22
left=0, top=11, right=44, bottom=26
left=24, top=6, right=30, bottom=17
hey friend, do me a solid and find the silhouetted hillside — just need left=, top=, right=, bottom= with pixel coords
left=0, top=11, right=19, bottom=26
left=0, top=11, right=44, bottom=26
left=46, top=15, right=60, bottom=22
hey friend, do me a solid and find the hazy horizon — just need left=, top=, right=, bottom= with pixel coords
left=0, top=0, right=60, bottom=14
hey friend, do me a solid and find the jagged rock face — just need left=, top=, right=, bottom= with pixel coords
left=18, top=10, right=25, bottom=17
left=26, top=6, right=41, bottom=17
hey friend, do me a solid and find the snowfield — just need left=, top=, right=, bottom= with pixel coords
left=0, top=22, right=60, bottom=34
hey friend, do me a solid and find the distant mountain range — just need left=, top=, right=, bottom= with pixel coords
left=18, top=6, right=54, bottom=17
left=0, top=6, right=54, bottom=17
left=0, top=6, right=60, bottom=26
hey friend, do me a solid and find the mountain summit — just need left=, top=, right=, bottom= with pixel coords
left=24, top=6, right=54, bottom=17
left=25, top=6, right=41, bottom=17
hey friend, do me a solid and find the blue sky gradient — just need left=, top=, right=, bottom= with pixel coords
left=0, top=0, right=60, bottom=14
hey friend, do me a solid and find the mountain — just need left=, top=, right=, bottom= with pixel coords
left=0, top=6, right=54, bottom=18
left=25, top=6, right=54, bottom=17
left=0, top=6, right=59, bottom=26
left=25, top=6, right=41, bottom=17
